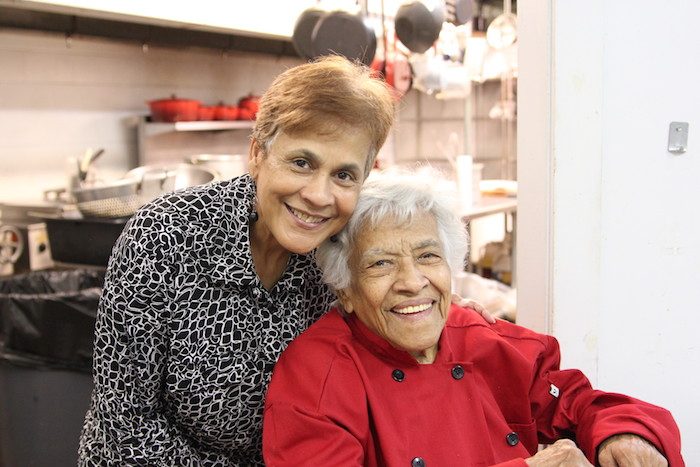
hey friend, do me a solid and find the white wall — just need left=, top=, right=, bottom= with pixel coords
left=518, top=0, right=700, bottom=463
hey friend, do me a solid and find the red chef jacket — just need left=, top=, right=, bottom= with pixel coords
left=263, top=305, right=684, bottom=466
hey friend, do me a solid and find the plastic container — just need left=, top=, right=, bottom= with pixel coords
left=0, top=269, right=104, bottom=370
left=0, top=269, right=104, bottom=466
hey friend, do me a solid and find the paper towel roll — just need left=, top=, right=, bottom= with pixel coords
left=456, top=154, right=473, bottom=208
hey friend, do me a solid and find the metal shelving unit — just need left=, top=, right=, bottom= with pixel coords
left=139, top=119, right=255, bottom=136
left=136, top=117, right=254, bottom=166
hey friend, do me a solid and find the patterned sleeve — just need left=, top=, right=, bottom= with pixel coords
left=80, top=213, right=214, bottom=466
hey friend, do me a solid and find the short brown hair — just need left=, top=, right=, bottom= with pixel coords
left=252, top=55, right=395, bottom=177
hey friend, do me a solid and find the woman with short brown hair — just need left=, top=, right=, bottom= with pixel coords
left=79, top=55, right=396, bottom=466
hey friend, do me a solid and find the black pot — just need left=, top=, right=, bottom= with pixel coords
left=394, top=1, right=446, bottom=54
left=311, top=11, right=377, bottom=66
left=292, top=7, right=325, bottom=59
left=40, top=215, right=128, bottom=266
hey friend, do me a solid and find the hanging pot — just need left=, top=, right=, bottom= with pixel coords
left=371, top=32, right=413, bottom=98
left=311, top=10, right=377, bottom=66
left=292, top=7, right=325, bottom=59
left=445, top=0, right=473, bottom=26
left=386, top=54, right=413, bottom=97
left=394, top=0, right=446, bottom=54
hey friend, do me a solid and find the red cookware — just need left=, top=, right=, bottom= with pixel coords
left=213, top=103, right=239, bottom=121
left=147, top=95, right=201, bottom=122
left=371, top=54, right=412, bottom=99
left=238, top=94, right=260, bottom=120
left=198, top=105, right=216, bottom=121
left=370, top=27, right=413, bottom=99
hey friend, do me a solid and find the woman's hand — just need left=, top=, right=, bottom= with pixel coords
left=525, top=439, right=593, bottom=466
left=597, top=434, right=668, bottom=467
left=451, top=294, right=496, bottom=324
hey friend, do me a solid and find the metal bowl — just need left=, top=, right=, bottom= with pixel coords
left=188, top=154, right=247, bottom=180
left=71, top=164, right=217, bottom=218
left=125, top=163, right=219, bottom=191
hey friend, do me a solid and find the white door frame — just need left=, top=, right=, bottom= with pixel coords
left=516, top=0, right=605, bottom=381
left=514, top=0, right=554, bottom=334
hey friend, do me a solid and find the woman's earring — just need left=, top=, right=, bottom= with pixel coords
left=330, top=235, right=338, bottom=243
left=249, top=211, right=259, bottom=223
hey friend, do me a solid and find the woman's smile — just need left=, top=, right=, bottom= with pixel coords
left=389, top=300, right=436, bottom=319
left=286, top=204, right=329, bottom=226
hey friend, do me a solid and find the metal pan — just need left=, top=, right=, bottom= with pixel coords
left=311, top=10, right=377, bottom=66
left=292, top=7, right=325, bottom=59
left=70, top=164, right=217, bottom=218
left=394, top=1, right=446, bottom=53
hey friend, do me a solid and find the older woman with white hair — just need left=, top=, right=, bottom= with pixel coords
left=262, top=168, right=684, bottom=466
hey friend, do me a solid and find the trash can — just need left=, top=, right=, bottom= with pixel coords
left=0, top=268, right=105, bottom=467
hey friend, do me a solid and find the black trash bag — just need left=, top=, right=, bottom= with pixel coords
left=0, top=269, right=105, bottom=372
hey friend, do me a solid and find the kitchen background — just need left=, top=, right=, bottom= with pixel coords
left=0, top=29, right=513, bottom=203
left=0, top=1, right=519, bottom=465
left=2, top=0, right=698, bottom=465
left=0, top=0, right=519, bottom=282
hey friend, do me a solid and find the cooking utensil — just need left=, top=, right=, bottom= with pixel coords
left=78, top=148, right=105, bottom=183
left=188, top=154, right=247, bottom=180
left=410, top=51, right=470, bottom=99
left=70, top=177, right=159, bottom=218
left=394, top=0, right=446, bottom=53
left=445, top=0, right=472, bottom=26
left=311, top=10, right=377, bottom=66
left=198, top=105, right=216, bottom=121
left=371, top=0, right=412, bottom=98
left=37, top=214, right=128, bottom=266
left=371, top=51, right=413, bottom=97
left=238, top=94, right=260, bottom=119
left=125, top=163, right=218, bottom=192
left=147, top=95, right=201, bottom=122
left=292, top=7, right=325, bottom=59
left=70, top=164, right=217, bottom=218
left=486, top=0, right=517, bottom=49
left=213, top=103, right=239, bottom=121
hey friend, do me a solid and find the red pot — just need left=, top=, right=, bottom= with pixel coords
left=237, top=108, right=254, bottom=121
left=148, top=95, right=201, bottom=122
left=213, top=104, right=239, bottom=121
left=198, top=105, right=216, bottom=121
left=370, top=55, right=412, bottom=99
left=238, top=94, right=260, bottom=119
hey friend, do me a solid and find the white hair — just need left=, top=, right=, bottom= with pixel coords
left=316, top=166, right=469, bottom=290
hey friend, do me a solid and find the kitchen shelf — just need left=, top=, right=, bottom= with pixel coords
left=136, top=117, right=254, bottom=165
left=140, top=118, right=254, bottom=136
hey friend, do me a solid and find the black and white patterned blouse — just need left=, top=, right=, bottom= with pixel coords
left=78, top=174, right=335, bottom=466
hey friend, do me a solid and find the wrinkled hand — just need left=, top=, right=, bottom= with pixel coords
left=525, top=439, right=593, bottom=467
left=598, top=434, right=668, bottom=467
left=451, top=293, right=496, bottom=324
